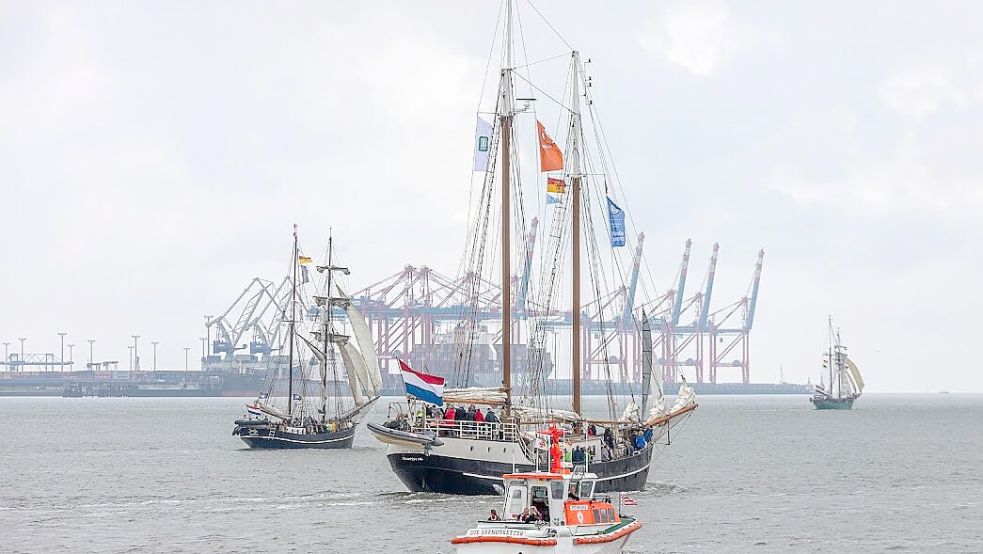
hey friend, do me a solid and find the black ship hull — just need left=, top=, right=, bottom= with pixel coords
left=236, top=426, right=356, bottom=449
left=810, top=395, right=857, bottom=410
left=386, top=443, right=654, bottom=495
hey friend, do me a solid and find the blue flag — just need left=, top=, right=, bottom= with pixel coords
left=546, top=193, right=563, bottom=205
left=607, top=197, right=626, bottom=247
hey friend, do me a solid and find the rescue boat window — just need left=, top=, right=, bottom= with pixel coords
left=550, top=481, right=565, bottom=499
left=530, top=485, right=550, bottom=521
left=579, top=480, right=595, bottom=499
left=506, top=485, right=526, bottom=519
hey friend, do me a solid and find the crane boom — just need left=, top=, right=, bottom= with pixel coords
left=672, top=239, right=692, bottom=326
left=622, top=232, right=645, bottom=325
left=746, top=249, right=764, bottom=330
left=698, top=243, right=719, bottom=330
left=516, top=217, right=538, bottom=315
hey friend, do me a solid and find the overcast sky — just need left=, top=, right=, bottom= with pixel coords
left=2, top=1, right=982, bottom=391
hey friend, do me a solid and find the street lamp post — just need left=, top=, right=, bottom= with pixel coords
left=183, top=347, right=190, bottom=371
left=128, top=346, right=134, bottom=371
left=18, top=338, right=26, bottom=372
left=88, top=339, right=95, bottom=369
left=152, top=341, right=159, bottom=372
left=58, top=332, right=67, bottom=372
left=200, top=337, right=207, bottom=367
left=67, top=344, right=74, bottom=371
left=132, top=335, right=140, bottom=372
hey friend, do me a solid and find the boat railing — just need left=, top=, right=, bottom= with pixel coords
left=411, top=418, right=520, bottom=443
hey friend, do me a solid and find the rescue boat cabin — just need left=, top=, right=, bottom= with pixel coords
left=488, top=471, right=621, bottom=531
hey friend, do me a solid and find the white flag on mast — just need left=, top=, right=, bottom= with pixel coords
left=473, top=116, right=493, bottom=171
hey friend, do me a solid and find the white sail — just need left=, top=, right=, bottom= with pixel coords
left=671, top=381, right=697, bottom=413
left=338, top=285, right=383, bottom=395
left=511, top=405, right=581, bottom=423
left=444, top=387, right=508, bottom=406
left=845, top=355, right=865, bottom=393
left=338, top=341, right=368, bottom=406
left=648, top=396, right=667, bottom=420
left=255, top=400, right=289, bottom=421
left=620, top=399, right=641, bottom=423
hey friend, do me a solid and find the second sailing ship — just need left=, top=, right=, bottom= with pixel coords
left=234, top=227, right=382, bottom=448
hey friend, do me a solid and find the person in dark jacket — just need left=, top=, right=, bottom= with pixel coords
left=485, top=409, right=499, bottom=423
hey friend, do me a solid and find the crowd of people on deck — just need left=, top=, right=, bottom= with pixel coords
left=396, top=402, right=661, bottom=457
left=425, top=403, right=500, bottom=424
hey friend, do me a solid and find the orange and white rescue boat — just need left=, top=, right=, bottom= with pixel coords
left=451, top=428, right=641, bottom=553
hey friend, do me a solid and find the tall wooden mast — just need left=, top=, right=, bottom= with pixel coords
left=499, top=2, right=514, bottom=400
left=288, top=224, right=298, bottom=417
left=570, top=51, right=583, bottom=416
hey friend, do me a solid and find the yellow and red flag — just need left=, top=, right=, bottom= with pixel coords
left=537, top=120, right=564, bottom=172
left=298, top=255, right=313, bottom=265
left=546, top=177, right=566, bottom=194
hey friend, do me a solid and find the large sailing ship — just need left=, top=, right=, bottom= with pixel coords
left=810, top=316, right=865, bottom=410
left=369, top=1, right=697, bottom=494
left=234, top=227, right=382, bottom=448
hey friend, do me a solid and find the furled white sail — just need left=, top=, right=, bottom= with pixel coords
left=255, top=400, right=290, bottom=421
left=444, top=387, right=508, bottom=406
left=647, top=396, right=666, bottom=421
left=670, top=381, right=697, bottom=413
left=338, top=341, right=368, bottom=406
left=640, top=313, right=662, bottom=415
left=338, top=285, right=383, bottom=395
left=620, top=399, right=641, bottom=423
left=512, top=405, right=581, bottom=423
left=845, top=355, right=865, bottom=393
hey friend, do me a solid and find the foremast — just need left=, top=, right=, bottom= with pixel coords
left=498, top=0, right=515, bottom=411
left=316, top=230, right=352, bottom=423
left=287, top=225, right=298, bottom=417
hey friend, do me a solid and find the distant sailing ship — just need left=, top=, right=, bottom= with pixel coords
left=369, top=0, right=697, bottom=494
left=234, top=227, right=382, bottom=448
left=810, top=316, right=864, bottom=410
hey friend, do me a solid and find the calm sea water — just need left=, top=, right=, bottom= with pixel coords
left=1, top=394, right=981, bottom=553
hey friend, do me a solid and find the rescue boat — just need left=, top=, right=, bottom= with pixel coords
left=450, top=428, right=641, bottom=553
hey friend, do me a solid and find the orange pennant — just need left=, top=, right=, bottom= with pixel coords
left=537, top=120, right=564, bottom=172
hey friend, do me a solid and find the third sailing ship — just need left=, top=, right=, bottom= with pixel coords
left=810, top=316, right=865, bottom=410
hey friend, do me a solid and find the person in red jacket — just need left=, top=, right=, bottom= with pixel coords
left=474, top=408, right=485, bottom=423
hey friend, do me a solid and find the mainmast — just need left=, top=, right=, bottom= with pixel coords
left=322, top=231, right=333, bottom=423
left=827, top=315, right=834, bottom=399
left=570, top=51, right=583, bottom=416
left=288, top=225, right=298, bottom=417
left=499, top=1, right=514, bottom=403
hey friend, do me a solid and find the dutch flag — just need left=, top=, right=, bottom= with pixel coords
left=399, top=360, right=445, bottom=407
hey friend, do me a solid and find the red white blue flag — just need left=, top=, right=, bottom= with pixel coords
left=399, top=360, right=445, bottom=406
